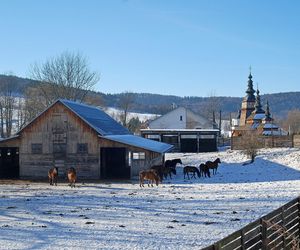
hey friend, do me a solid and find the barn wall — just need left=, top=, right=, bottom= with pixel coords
left=99, top=138, right=163, bottom=178
left=0, top=137, right=20, bottom=147
left=19, top=103, right=100, bottom=179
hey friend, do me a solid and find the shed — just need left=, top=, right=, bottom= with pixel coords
left=141, top=107, right=219, bottom=152
left=0, top=99, right=173, bottom=179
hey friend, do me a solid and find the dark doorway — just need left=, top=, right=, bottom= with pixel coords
left=181, top=139, right=197, bottom=152
left=100, top=147, right=130, bottom=179
left=0, top=147, right=19, bottom=178
left=199, top=139, right=217, bottom=152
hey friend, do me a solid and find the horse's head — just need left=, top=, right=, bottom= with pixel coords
left=216, top=158, right=221, bottom=164
left=177, top=159, right=182, bottom=164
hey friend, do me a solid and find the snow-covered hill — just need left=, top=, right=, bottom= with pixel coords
left=1, top=147, right=300, bottom=249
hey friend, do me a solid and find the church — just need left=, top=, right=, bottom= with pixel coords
left=232, top=72, right=285, bottom=137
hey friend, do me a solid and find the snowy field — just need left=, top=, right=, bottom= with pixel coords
left=1, top=148, right=300, bottom=249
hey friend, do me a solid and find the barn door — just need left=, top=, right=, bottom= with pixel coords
left=0, top=147, right=19, bottom=179
left=100, top=147, right=130, bottom=179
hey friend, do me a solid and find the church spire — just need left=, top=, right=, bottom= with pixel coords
left=245, top=69, right=256, bottom=102
left=264, top=100, right=272, bottom=122
left=254, top=87, right=264, bottom=114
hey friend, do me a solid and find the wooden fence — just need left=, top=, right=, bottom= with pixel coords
left=203, top=197, right=300, bottom=250
left=231, top=135, right=293, bottom=150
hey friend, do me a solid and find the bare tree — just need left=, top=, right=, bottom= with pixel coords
left=0, top=75, right=19, bottom=137
left=118, top=91, right=135, bottom=127
left=30, top=51, right=100, bottom=106
left=241, top=132, right=261, bottom=164
left=281, top=109, right=300, bottom=135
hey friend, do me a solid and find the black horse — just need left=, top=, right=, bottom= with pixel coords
left=199, top=163, right=210, bottom=178
left=164, top=158, right=182, bottom=169
left=150, top=165, right=176, bottom=180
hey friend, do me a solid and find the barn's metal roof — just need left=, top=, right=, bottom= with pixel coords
left=102, top=134, right=174, bottom=153
left=60, top=99, right=130, bottom=136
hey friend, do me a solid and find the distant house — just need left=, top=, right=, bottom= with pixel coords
left=141, top=107, right=219, bottom=152
left=0, top=99, right=173, bottom=179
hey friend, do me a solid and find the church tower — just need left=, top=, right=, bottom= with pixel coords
left=239, top=72, right=256, bottom=126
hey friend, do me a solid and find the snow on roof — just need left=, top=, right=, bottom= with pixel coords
left=262, top=131, right=282, bottom=136
left=102, top=134, right=174, bottom=153
left=253, top=113, right=265, bottom=120
left=264, top=123, right=279, bottom=129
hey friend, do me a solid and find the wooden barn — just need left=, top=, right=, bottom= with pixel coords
left=0, top=99, right=173, bottom=180
left=141, top=107, right=219, bottom=152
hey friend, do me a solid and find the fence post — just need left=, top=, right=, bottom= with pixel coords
left=281, top=207, right=286, bottom=249
left=241, top=229, right=245, bottom=250
left=261, top=218, right=267, bottom=250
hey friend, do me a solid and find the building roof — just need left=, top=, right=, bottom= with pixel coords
left=60, top=99, right=130, bottom=136
left=102, top=134, right=174, bottom=153
left=17, top=99, right=172, bottom=154
left=141, top=128, right=220, bottom=133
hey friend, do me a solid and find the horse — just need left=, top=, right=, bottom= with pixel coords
left=205, top=158, right=221, bottom=175
left=183, top=166, right=200, bottom=179
left=67, top=167, right=77, bottom=188
left=163, top=167, right=176, bottom=179
left=151, top=165, right=176, bottom=180
left=139, top=169, right=160, bottom=187
left=48, top=167, right=58, bottom=186
left=199, top=163, right=210, bottom=178
left=164, top=158, right=182, bottom=169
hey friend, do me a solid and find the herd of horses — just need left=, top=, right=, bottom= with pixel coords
left=139, top=158, right=221, bottom=187
left=48, top=167, right=77, bottom=188
left=47, top=157, right=221, bottom=188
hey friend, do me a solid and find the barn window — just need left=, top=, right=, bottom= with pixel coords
left=77, top=143, right=88, bottom=154
left=132, top=152, right=145, bottom=160
left=180, top=115, right=183, bottom=121
left=53, top=144, right=66, bottom=154
left=32, top=144, right=42, bottom=154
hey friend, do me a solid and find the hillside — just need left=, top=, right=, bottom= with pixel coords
left=1, top=74, right=299, bottom=118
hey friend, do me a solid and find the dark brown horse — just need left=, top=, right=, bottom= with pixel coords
left=199, top=163, right=210, bottom=178
left=139, top=169, right=160, bottom=187
left=151, top=165, right=176, bottom=180
left=205, top=158, right=221, bottom=175
left=164, top=158, right=182, bottom=169
left=48, top=167, right=58, bottom=186
left=183, top=166, right=200, bottom=179
left=67, top=167, right=77, bottom=188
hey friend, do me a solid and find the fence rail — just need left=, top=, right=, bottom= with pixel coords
left=203, top=197, right=300, bottom=250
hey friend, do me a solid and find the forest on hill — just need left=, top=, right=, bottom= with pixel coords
left=1, top=74, right=299, bottom=119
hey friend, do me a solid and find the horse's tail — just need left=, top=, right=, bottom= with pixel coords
left=195, top=168, right=200, bottom=178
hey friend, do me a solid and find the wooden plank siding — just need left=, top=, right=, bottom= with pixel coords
left=19, top=102, right=100, bottom=179
left=202, top=197, right=300, bottom=250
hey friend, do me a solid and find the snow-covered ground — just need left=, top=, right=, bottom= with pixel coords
left=1, top=147, right=300, bottom=249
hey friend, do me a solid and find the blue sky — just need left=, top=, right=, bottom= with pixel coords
left=0, top=0, right=299, bottom=97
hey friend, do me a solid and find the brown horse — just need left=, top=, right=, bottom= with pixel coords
left=205, top=158, right=221, bottom=175
left=48, top=167, right=58, bottom=186
left=139, top=169, right=160, bottom=187
left=183, top=166, right=200, bottom=179
left=199, top=163, right=210, bottom=178
left=67, top=167, right=77, bottom=188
